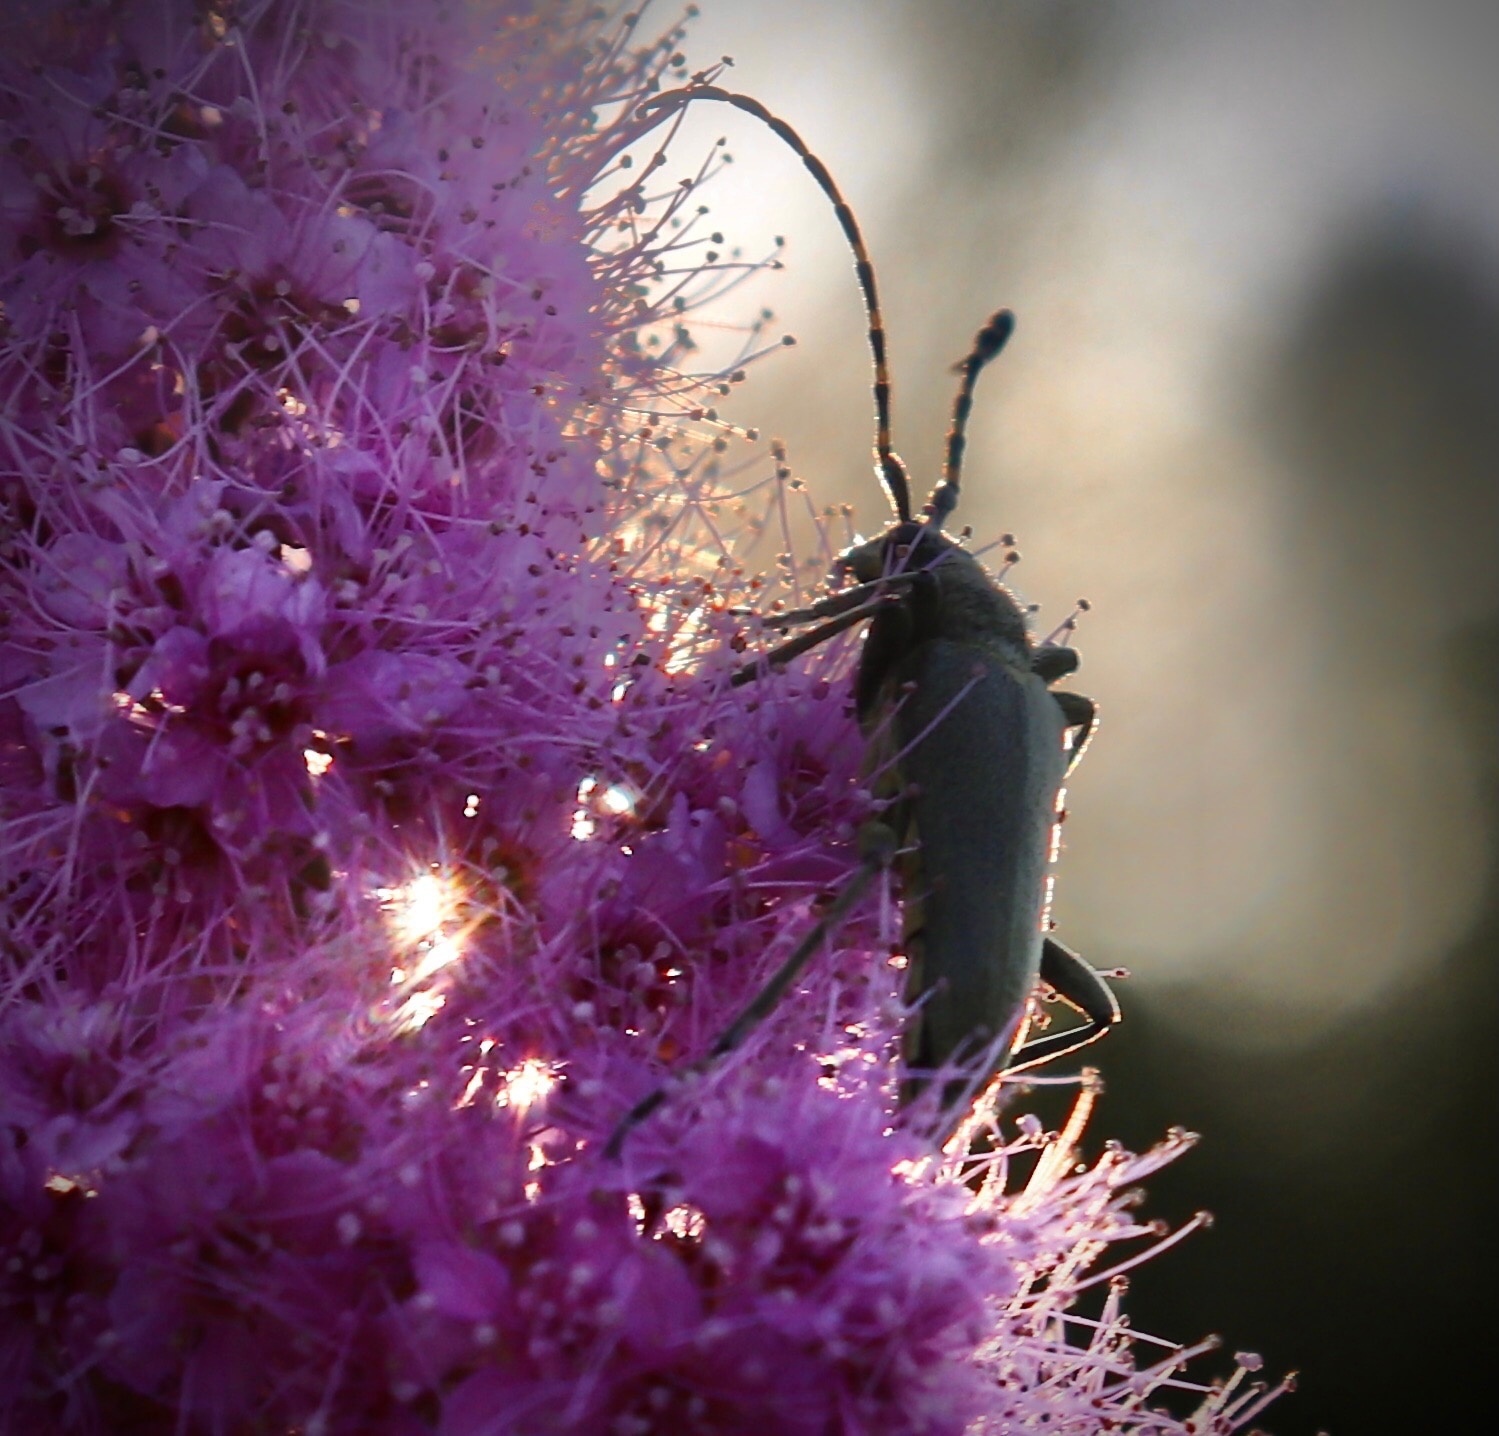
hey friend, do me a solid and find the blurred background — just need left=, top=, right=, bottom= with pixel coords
left=661, top=1, right=1499, bottom=1430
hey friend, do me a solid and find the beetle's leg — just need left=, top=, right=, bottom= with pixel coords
left=603, top=822, right=898, bottom=1159
left=722, top=572, right=916, bottom=638
left=1030, top=643, right=1080, bottom=682
left=1002, top=937, right=1120, bottom=1072
left=775, top=570, right=919, bottom=627
left=1052, top=690, right=1097, bottom=774
left=730, top=597, right=894, bottom=688
left=853, top=574, right=926, bottom=718
left=732, top=565, right=931, bottom=691
left=700, top=821, right=897, bottom=1062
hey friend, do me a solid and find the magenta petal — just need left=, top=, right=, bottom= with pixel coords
left=136, top=625, right=212, bottom=706
left=137, top=725, right=222, bottom=807
left=32, top=534, right=126, bottom=628
left=322, top=651, right=470, bottom=746
left=413, top=1241, right=512, bottom=1323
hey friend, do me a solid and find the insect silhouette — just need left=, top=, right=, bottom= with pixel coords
left=606, top=84, right=1120, bottom=1157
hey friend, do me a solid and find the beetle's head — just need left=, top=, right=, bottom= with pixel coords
left=838, top=520, right=959, bottom=585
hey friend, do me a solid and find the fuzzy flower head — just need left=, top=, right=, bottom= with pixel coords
left=0, top=2, right=1289, bottom=1432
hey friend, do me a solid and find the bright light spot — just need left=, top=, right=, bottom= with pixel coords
left=611, top=680, right=630, bottom=702
left=497, top=1058, right=558, bottom=1112
left=814, top=1044, right=867, bottom=1090
left=664, top=605, right=707, bottom=674
left=459, top=1067, right=488, bottom=1106
left=406, top=873, right=449, bottom=934
left=464, top=793, right=481, bottom=818
left=598, top=782, right=637, bottom=816
left=662, top=1203, right=706, bottom=1239
left=570, top=811, right=597, bottom=841
left=572, top=775, right=639, bottom=833
left=304, top=748, right=333, bottom=777
left=408, top=933, right=465, bottom=986
left=572, top=776, right=602, bottom=832
left=625, top=1192, right=708, bottom=1238
left=391, top=988, right=446, bottom=1032
left=281, top=545, right=313, bottom=575
left=276, top=387, right=309, bottom=418
left=378, top=870, right=460, bottom=948
left=375, top=867, right=476, bottom=1025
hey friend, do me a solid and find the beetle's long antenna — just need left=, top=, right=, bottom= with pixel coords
left=640, top=85, right=913, bottom=524
left=929, top=309, right=1015, bottom=528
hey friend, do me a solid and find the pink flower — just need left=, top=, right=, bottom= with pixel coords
left=0, top=2, right=1291, bottom=1431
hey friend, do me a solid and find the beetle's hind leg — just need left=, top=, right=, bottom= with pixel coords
left=1003, top=937, right=1121, bottom=1072
left=602, top=821, right=899, bottom=1159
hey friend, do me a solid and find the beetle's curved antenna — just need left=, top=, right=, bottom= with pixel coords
left=928, top=309, right=1015, bottom=528
left=639, top=84, right=913, bottom=524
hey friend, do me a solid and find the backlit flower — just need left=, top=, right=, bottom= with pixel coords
left=0, top=2, right=1289, bottom=1431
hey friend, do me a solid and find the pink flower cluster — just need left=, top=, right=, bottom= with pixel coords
left=0, top=2, right=1288, bottom=1432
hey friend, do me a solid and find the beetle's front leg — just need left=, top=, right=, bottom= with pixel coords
left=726, top=571, right=917, bottom=626
left=729, top=587, right=907, bottom=688
left=774, top=570, right=920, bottom=627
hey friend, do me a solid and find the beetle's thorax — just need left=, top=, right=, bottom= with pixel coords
left=842, top=522, right=1032, bottom=661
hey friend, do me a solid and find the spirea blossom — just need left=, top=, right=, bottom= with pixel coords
left=0, top=2, right=1290, bottom=1431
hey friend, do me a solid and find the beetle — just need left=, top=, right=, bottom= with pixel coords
left=607, top=84, right=1119, bottom=1154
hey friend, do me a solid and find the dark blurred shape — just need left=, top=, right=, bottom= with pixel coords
left=1097, top=211, right=1499, bottom=1436
left=1106, top=674, right=1497, bottom=1435
left=892, top=0, right=1133, bottom=177
left=1274, top=206, right=1499, bottom=626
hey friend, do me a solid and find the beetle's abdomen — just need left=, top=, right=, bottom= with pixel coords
left=889, top=641, right=1069, bottom=1078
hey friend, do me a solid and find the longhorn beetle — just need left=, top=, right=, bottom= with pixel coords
left=606, top=84, right=1120, bottom=1157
